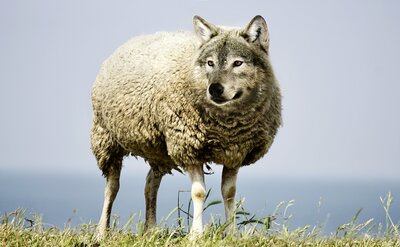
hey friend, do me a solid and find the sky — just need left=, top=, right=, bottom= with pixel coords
left=0, top=0, right=399, bottom=181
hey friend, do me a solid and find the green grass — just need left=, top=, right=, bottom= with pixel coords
left=1, top=192, right=399, bottom=246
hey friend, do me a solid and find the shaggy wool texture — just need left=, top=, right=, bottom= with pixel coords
left=91, top=29, right=281, bottom=176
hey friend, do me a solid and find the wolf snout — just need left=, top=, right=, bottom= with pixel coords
left=209, top=83, right=224, bottom=98
left=208, top=83, right=244, bottom=104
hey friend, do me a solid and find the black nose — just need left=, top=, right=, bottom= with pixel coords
left=208, top=83, right=224, bottom=97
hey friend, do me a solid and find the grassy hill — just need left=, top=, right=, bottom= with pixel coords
left=1, top=192, right=399, bottom=246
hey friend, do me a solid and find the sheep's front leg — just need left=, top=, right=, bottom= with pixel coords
left=144, top=168, right=164, bottom=231
left=221, top=166, right=239, bottom=233
left=187, top=165, right=206, bottom=238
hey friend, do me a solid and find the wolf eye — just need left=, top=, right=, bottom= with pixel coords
left=207, top=60, right=214, bottom=67
left=233, top=60, right=243, bottom=67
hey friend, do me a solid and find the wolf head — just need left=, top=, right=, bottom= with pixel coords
left=192, top=15, right=276, bottom=113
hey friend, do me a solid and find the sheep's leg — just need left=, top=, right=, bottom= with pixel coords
left=187, top=165, right=206, bottom=238
left=96, top=165, right=122, bottom=240
left=221, top=166, right=239, bottom=233
left=144, top=168, right=164, bottom=231
left=91, top=117, right=126, bottom=240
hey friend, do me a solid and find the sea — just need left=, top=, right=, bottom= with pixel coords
left=1, top=168, right=399, bottom=235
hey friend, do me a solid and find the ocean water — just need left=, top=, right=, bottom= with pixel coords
left=0, top=169, right=399, bottom=235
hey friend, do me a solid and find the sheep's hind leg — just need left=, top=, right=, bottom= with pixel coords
left=221, top=166, right=239, bottom=234
left=96, top=163, right=122, bottom=240
left=91, top=120, right=124, bottom=240
left=144, top=166, right=165, bottom=231
left=187, top=165, right=206, bottom=239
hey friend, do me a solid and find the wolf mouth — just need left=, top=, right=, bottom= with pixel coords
left=211, top=96, right=228, bottom=104
left=211, top=90, right=243, bottom=105
left=232, top=90, right=243, bottom=100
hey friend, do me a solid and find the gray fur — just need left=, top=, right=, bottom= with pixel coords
left=91, top=15, right=281, bottom=238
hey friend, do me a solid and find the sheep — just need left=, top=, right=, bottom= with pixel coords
left=91, top=15, right=281, bottom=239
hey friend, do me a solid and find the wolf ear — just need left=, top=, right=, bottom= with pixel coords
left=242, top=15, right=269, bottom=52
left=193, top=16, right=218, bottom=43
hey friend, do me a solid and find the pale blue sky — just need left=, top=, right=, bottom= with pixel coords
left=0, top=0, right=399, bottom=180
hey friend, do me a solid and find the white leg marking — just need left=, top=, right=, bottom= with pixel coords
left=187, top=165, right=206, bottom=238
left=221, top=166, right=239, bottom=232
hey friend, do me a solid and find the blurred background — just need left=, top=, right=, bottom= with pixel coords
left=1, top=0, right=399, bottom=234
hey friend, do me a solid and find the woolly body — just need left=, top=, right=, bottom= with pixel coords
left=91, top=16, right=281, bottom=239
left=92, top=31, right=281, bottom=174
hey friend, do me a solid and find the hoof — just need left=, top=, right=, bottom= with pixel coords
left=188, top=229, right=203, bottom=241
left=94, top=227, right=107, bottom=242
